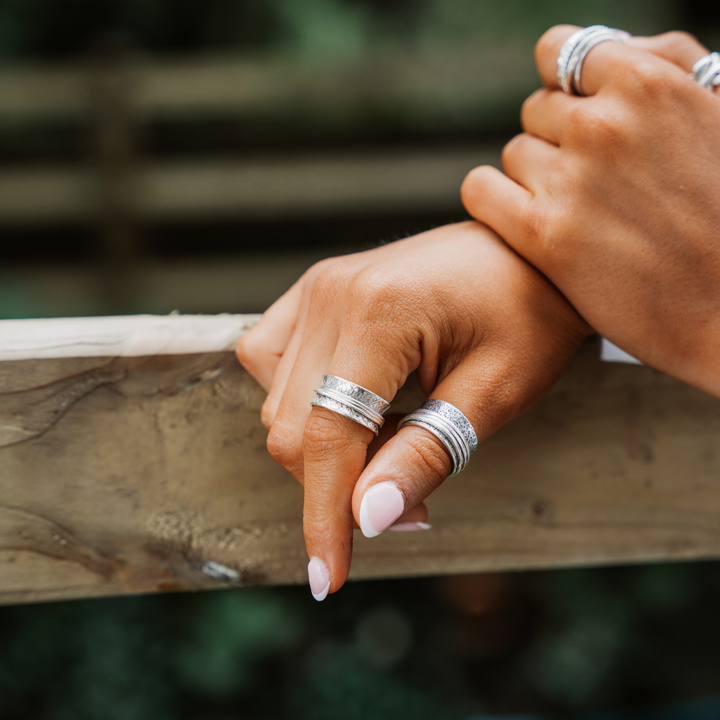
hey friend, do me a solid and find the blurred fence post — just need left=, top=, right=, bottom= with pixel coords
left=91, top=37, right=140, bottom=312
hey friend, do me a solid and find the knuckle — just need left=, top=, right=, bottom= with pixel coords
left=408, top=433, right=453, bottom=490
left=260, top=395, right=277, bottom=429
left=520, top=89, right=545, bottom=127
left=304, top=256, right=339, bottom=282
left=309, top=260, right=350, bottom=301
left=518, top=202, right=552, bottom=251
left=235, top=333, right=258, bottom=367
left=623, top=57, right=669, bottom=96
left=303, top=411, right=358, bottom=459
left=659, top=30, right=700, bottom=53
left=350, top=267, right=406, bottom=322
left=500, top=134, right=525, bottom=170
left=535, top=25, right=573, bottom=68
left=567, top=103, right=628, bottom=154
left=266, top=422, right=301, bottom=469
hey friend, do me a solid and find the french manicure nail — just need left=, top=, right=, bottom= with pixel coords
left=359, top=481, right=405, bottom=538
left=388, top=522, right=432, bottom=533
left=307, top=556, right=330, bottom=601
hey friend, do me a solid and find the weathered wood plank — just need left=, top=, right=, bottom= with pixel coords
left=1, top=316, right=719, bottom=605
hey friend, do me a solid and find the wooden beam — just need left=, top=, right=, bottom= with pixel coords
left=1, top=315, right=720, bottom=605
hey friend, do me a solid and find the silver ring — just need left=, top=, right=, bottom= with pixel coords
left=397, top=399, right=478, bottom=477
left=557, top=25, right=630, bottom=96
left=310, top=374, right=390, bottom=435
left=691, top=52, right=720, bottom=91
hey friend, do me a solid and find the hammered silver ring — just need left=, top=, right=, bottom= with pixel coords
left=691, top=52, right=720, bottom=91
left=557, top=25, right=630, bottom=96
left=310, top=374, right=390, bottom=435
left=397, top=399, right=478, bottom=477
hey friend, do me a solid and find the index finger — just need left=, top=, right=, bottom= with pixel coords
left=302, top=327, right=418, bottom=601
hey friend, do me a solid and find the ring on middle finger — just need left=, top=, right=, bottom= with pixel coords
left=397, top=399, right=478, bottom=477
left=311, top=374, right=391, bottom=435
left=556, top=25, right=630, bottom=96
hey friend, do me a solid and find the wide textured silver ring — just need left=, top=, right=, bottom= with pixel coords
left=397, top=399, right=478, bottom=477
left=557, top=25, right=630, bottom=96
left=310, top=374, right=390, bottom=436
left=691, top=52, right=720, bottom=91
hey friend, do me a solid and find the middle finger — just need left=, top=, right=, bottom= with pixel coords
left=502, top=132, right=560, bottom=194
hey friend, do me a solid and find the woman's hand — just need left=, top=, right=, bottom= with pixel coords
left=461, top=27, right=720, bottom=397
left=236, top=221, right=589, bottom=599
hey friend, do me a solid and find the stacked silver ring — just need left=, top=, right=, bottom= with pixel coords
left=397, top=399, right=478, bottom=477
left=691, top=52, right=720, bottom=91
left=557, top=25, right=630, bottom=96
left=311, top=374, right=391, bottom=435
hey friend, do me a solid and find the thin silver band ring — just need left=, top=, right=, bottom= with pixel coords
left=313, top=386, right=385, bottom=428
left=310, top=374, right=390, bottom=435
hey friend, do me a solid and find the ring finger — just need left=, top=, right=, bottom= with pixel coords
left=521, top=88, right=575, bottom=146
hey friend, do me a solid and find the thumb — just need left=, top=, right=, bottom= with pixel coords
left=351, top=352, right=537, bottom=537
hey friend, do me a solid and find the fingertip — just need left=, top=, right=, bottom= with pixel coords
left=388, top=521, right=432, bottom=533
left=235, top=335, right=255, bottom=373
left=460, top=165, right=501, bottom=213
left=353, top=427, right=451, bottom=539
left=308, top=556, right=331, bottom=601
left=358, top=481, right=406, bottom=538
left=261, top=395, right=278, bottom=429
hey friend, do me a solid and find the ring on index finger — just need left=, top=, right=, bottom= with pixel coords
left=691, top=52, right=720, bottom=91
left=557, top=25, right=631, bottom=95
left=311, top=374, right=391, bottom=435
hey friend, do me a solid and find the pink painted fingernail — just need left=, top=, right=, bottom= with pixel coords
left=388, top=522, right=432, bottom=533
left=359, top=482, right=405, bottom=538
left=307, top=557, right=330, bottom=601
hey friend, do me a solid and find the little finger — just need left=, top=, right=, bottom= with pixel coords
left=236, top=278, right=304, bottom=392
left=460, top=166, right=533, bottom=256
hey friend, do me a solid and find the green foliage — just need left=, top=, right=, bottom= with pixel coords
left=0, top=564, right=719, bottom=719
left=0, top=0, right=679, bottom=59
left=172, top=588, right=302, bottom=697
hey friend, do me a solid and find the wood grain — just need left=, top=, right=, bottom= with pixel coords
left=1, top=337, right=719, bottom=605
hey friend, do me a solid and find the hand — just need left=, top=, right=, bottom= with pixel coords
left=236, top=221, right=589, bottom=599
left=461, top=27, right=720, bottom=397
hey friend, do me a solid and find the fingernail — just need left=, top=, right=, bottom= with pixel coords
left=388, top=522, right=432, bottom=533
left=307, top=556, right=330, bottom=601
left=359, top=481, right=405, bottom=538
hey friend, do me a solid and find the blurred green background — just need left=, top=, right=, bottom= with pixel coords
left=1, top=1, right=720, bottom=718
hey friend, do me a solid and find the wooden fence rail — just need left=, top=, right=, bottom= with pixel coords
left=0, top=47, right=532, bottom=228
left=1, top=315, right=719, bottom=605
